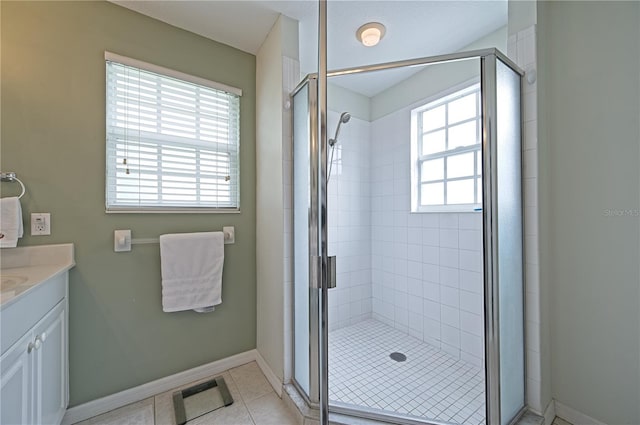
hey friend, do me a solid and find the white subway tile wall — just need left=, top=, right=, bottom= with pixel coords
left=327, top=110, right=373, bottom=330
left=370, top=108, right=485, bottom=367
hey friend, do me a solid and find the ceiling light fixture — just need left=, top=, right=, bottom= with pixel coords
left=356, top=22, right=386, bottom=47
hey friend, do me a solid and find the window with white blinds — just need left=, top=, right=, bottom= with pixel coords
left=105, top=53, right=241, bottom=212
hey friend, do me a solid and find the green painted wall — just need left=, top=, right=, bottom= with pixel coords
left=1, top=1, right=256, bottom=406
left=538, top=1, right=640, bottom=423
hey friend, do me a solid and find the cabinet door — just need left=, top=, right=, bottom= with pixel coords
left=32, top=301, right=66, bottom=425
left=0, top=331, right=33, bottom=425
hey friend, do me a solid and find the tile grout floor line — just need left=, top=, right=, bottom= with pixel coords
left=78, top=319, right=488, bottom=425
left=230, top=371, right=257, bottom=425
left=76, top=361, right=297, bottom=425
left=329, top=318, right=486, bottom=425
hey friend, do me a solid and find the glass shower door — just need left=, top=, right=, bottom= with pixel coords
left=292, top=51, right=525, bottom=425
left=292, top=78, right=319, bottom=403
left=495, top=57, right=525, bottom=424
left=325, top=56, right=490, bottom=425
left=482, top=54, right=525, bottom=425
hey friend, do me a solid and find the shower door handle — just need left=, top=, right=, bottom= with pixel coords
left=328, top=256, right=336, bottom=289
left=311, top=255, right=336, bottom=288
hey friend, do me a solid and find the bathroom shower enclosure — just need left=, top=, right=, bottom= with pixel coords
left=292, top=49, right=524, bottom=425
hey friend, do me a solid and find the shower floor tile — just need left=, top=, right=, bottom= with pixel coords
left=329, top=319, right=486, bottom=425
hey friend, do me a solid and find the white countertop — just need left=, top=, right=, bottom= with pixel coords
left=0, top=244, right=75, bottom=309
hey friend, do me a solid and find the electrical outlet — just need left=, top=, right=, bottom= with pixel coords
left=31, top=213, right=51, bottom=236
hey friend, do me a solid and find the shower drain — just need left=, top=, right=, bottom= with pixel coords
left=389, top=352, right=407, bottom=362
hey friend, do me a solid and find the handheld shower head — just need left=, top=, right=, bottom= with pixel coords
left=327, top=111, right=351, bottom=182
left=329, top=111, right=351, bottom=147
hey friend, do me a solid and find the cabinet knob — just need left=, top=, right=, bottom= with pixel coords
left=40, top=332, right=47, bottom=342
left=27, top=341, right=35, bottom=354
left=33, top=334, right=46, bottom=350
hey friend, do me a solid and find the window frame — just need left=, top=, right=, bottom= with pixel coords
left=410, top=80, right=482, bottom=213
left=104, top=52, right=242, bottom=214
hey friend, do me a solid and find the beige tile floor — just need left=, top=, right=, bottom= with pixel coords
left=75, top=361, right=298, bottom=425
left=74, top=359, right=575, bottom=425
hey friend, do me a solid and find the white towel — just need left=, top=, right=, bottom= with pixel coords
left=0, top=197, right=23, bottom=248
left=159, top=231, right=224, bottom=313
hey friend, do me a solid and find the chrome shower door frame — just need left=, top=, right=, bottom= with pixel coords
left=482, top=54, right=502, bottom=425
left=292, top=48, right=526, bottom=425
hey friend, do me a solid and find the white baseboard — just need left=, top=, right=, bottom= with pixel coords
left=543, top=399, right=556, bottom=425
left=62, top=349, right=257, bottom=425
left=555, top=401, right=607, bottom=425
left=255, top=350, right=283, bottom=397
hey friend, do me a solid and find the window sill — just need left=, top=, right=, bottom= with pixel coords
left=105, top=208, right=241, bottom=214
left=411, top=205, right=482, bottom=213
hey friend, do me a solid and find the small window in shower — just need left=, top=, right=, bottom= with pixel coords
left=410, top=83, right=482, bottom=212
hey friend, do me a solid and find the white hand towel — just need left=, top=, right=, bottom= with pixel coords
left=159, top=231, right=224, bottom=313
left=0, top=197, right=23, bottom=248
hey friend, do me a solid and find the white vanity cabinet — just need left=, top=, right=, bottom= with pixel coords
left=1, top=244, right=74, bottom=425
left=1, top=300, right=66, bottom=425
left=34, top=300, right=67, bottom=425
left=0, top=329, right=31, bottom=424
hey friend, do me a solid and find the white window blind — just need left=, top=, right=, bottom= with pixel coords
left=105, top=54, right=241, bottom=212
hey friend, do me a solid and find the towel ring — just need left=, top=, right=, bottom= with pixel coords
left=0, top=172, right=26, bottom=199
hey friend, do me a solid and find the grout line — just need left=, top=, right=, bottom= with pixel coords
left=80, top=362, right=292, bottom=425
left=329, top=319, right=486, bottom=423
left=228, top=363, right=264, bottom=425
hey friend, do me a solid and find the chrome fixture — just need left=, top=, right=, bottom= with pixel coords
left=0, top=171, right=26, bottom=199
left=327, top=112, right=351, bottom=183
left=328, top=112, right=351, bottom=147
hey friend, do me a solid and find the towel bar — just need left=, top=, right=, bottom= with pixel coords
left=131, top=227, right=235, bottom=246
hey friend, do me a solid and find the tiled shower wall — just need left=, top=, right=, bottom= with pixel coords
left=327, top=110, right=373, bottom=331
left=370, top=107, right=485, bottom=367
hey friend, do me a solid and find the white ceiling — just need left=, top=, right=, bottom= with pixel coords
left=112, top=0, right=507, bottom=97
